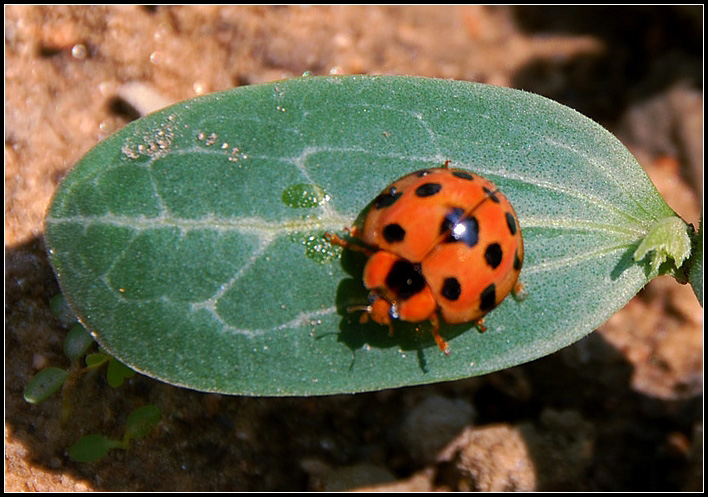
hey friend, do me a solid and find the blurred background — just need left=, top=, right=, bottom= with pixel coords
left=5, top=6, right=702, bottom=491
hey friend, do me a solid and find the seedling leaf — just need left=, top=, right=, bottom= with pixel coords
left=106, top=358, right=136, bottom=388
left=69, top=434, right=122, bottom=462
left=24, top=367, right=69, bottom=404
left=45, top=76, right=686, bottom=395
left=49, top=293, right=78, bottom=327
left=124, top=405, right=161, bottom=442
left=64, top=324, right=95, bottom=363
left=85, top=352, right=109, bottom=369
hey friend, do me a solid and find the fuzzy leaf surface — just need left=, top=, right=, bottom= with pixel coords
left=45, top=76, right=681, bottom=395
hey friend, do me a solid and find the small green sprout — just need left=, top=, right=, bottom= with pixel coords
left=69, top=405, right=161, bottom=462
left=24, top=294, right=137, bottom=404
left=27, top=293, right=160, bottom=463
left=86, top=350, right=137, bottom=387
left=49, top=293, right=79, bottom=327
left=63, top=323, right=95, bottom=362
left=633, top=216, right=693, bottom=282
left=23, top=367, right=70, bottom=404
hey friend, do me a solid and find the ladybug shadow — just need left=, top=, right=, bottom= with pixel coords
left=331, top=245, right=471, bottom=366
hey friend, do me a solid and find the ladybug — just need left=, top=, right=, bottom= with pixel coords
left=326, top=161, right=524, bottom=354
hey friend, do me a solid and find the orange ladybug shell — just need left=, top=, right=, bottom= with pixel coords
left=361, top=167, right=523, bottom=324
left=362, top=169, right=498, bottom=260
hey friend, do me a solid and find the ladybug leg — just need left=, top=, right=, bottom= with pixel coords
left=473, top=318, right=487, bottom=333
left=512, top=281, right=527, bottom=301
left=428, top=313, right=450, bottom=355
left=386, top=322, right=395, bottom=337
left=323, top=232, right=351, bottom=248
left=324, top=232, right=374, bottom=256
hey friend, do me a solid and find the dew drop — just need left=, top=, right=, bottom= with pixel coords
left=196, top=132, right=217, bottom=146
left=281, top=184, right=331, bottom=209
left=301, top=233, right=340, bottom=264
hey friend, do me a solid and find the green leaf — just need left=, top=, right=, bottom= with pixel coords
left=49, top=293, right=78, bottom=327
left=85, top=352, right=109, bottom=369
left=124, top=405, right=161, bottom=443
left=106, top=357, right=136, bottom=388
left=45, top=75, right=684, bottom=396
left=64, top=323, right=95, bottom=362
left=69, top=434, right=123, bottom=462
left=633, top=216, right=692, bottom=280
left=24, top=367, right=69, bottom=404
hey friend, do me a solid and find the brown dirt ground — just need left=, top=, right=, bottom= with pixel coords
left=5, top=5, right=702, bottom=491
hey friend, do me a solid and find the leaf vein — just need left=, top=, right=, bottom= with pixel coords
left=523, top=242, right=635, bottom=275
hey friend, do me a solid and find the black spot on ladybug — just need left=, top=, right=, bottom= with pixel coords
left=452, top=171, right=474, bottom=180
left=441, top=208, right=480, bottom=248
left=484, top=187, right=500, bottom=203
left=505, top=212, right=517, bottom=235
left=480, top=283, right=497, bottom=312
left=485, top=243, right=503, bottom=269
left=386, top=259, right=426, bottom=300
left=514, top=250, right=522, bottom=271
left=383, top=223, right=406, bottom=243
left=441, top=277, right=461, bottom=301
left=374, top=187, right=402, bottom=209
left=415, top=182, right=442, bottom=197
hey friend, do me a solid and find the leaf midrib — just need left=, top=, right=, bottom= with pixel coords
left=45, top=211, right=353, bottom=237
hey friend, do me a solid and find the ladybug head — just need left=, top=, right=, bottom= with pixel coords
left=346, top=292, right=395, bottom=335
left=367, top=292, right=396, bottom=327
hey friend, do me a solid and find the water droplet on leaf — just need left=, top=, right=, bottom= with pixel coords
left=281, top=184, right=331, bottom=209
